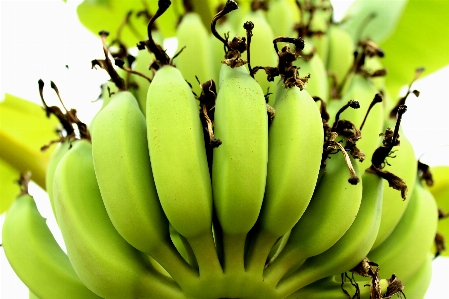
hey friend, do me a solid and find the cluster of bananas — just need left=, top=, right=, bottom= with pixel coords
left=1, top=0, right=442, bottom=298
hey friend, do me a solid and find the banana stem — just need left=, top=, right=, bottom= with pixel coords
left=245, top=230, right=279, bottom=274
left=222, top=233, right=247, bottom=274
left=187, top=231, right=223, bottom=278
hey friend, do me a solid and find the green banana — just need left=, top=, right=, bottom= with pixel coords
left=326, top=23, right=355, bottom=88
left=146, top=64, right=220, bottom=280
left=2, top=189, right=101, bottom=299
left=308, top=7, right=331, bottom=66
left=91, top=90, right=197, bottom=284
left=266, top=0, right=295, bottom=37
left=29, top=290, right=39, bottom=299
left=368, top=174, right=439, bottom=282
left=274, top=170, right=383, bottom=297
left=371, top=128, right=417, bottom=249
left=263, top=153, right=363, bottom=287
left=212, top=62, right=268, bottom=274
left=175, top=11, right=215, bottom=95
left=210, top=19, right=235, bottom=83
left=53, top=139, right=186, bottom=298
left=294, top=37, right=330, bottom=102
left=246, top=84, right=323, bottom=274
left=400, top=253, right=433, bottom=299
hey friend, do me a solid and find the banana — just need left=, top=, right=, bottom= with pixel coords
left=91, top=90, right=197, bottom=284
left=147, top=64, right=220, bottom=279
left=263, top=152, right=363, bottom=287
left=273, top=170, right=383, bottom=297
left=367, top=174, right=439, bottom=282
left=308, top=6, right=331, bottom=66
left=212, top=62, right=268, bottom=274
left=266, top=0, right=295, bottom=37
left=2, top=187, right=101, bottom=299
left=239, top=7, right=278, bottom=102
left=400, top=253, right=433, bottom=299
left=246, top=84, right=323, bottom=274
left=371, top=128, right=417, bottom=249
left=294, top=37, right=330, bottom=102
left=53, top=139, right=187, bottom=298
left=326, top=23, right=355, bottom=88
left=175, top=10, right=215, bottom=95
left=45, top=140, right=71, bottom=219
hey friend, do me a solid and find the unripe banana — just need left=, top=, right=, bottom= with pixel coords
left=266, top=0, right=295, bottom=37
left=371, top=129, right=417, bottom=249
left=274, top=170, right=383, bottom=297
left=246, top=85, right=323, bottom=273
left=2, top=191, right=101, bottom=299
left=146, top=64, right=221, bottom=280
left=53, top=139, right=186, bottom=298
left=91, top=91, right=196, bottom=283
left=294, top=37, right=329, bottom=102
left=29, top=290, right=39, bottom=299
left=212, top=63, right=268, bottom=272
left=368, top=175, right=438, bottom=282
left=176, top=12, right=215, bottom=95
left=400, top=253, right=433, bottom=299
left=326, top=24, right=355, bottom=87
left=308, top=8, right=330, bottom=66
left=239, top=8, right=278, bottom=102
left=264, top=153, right=363, bottom=286
left=45, top=140, right=70, bottom=219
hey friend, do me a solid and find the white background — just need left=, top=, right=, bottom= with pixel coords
left=1, top=0, right=448, bottom=298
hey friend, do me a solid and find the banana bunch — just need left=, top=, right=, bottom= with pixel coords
left=2, top=0, right=445, bottom=298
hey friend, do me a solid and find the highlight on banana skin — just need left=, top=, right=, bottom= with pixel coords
left=1, top=0, right=446, bottom=298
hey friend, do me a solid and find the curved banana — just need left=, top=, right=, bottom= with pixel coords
left=371, top=128, right=417, bottom=249
left=2, top=190, right=101, bottom=299
left=246, top=84, right=323, bottom=274
left=274, top=170, right=383, bottom=297
left=91, top=91, right=197, bottom=283
left=212, top=63, right=268, bottom=274
left=176, top=11, right=214, bottom=95
left=368, top=174, right=439, bottom=282
left=147, top=64, right=220, bottom=280
left=263, top=153, right=363, bottom=287
left=53, top=139, right=187, bottom=298
left=326, top=24, right=355, bottom=88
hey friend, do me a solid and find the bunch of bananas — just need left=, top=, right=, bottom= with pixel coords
left=1, top=0, right=444, bottom=298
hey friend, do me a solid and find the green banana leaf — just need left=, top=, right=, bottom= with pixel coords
left=342, top=0, right=449, bottom=99
left=0, top=94, right=59, bottom=214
